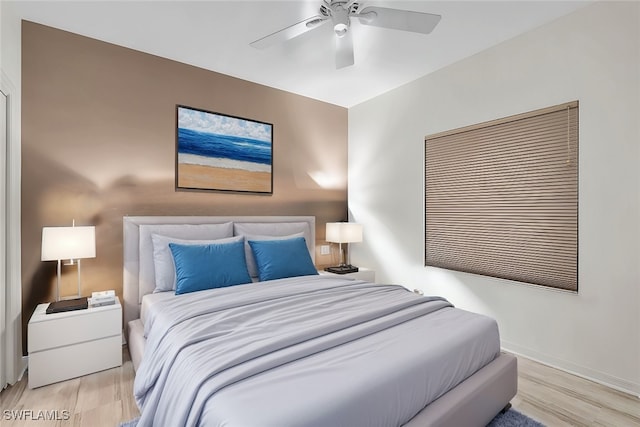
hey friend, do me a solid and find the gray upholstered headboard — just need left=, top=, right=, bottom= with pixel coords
left=123, top=216, right=316, bottom=329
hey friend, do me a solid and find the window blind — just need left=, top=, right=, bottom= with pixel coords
left=425, top=101, right=578, bottom=291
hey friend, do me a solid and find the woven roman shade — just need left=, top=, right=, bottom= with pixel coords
left=425, top=101, right=578, bottom=291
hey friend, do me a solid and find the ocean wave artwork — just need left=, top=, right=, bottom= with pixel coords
left=178, top=128, right=271, bottom=169
left=176, top=106, right=273, bottom=193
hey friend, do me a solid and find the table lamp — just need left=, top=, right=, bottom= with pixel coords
left=325, top=222, right=362, bottom=274
left=41, top=221, right=96, bottom=313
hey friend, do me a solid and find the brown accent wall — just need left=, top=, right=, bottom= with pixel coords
left=21, top=21, right=348, bottom=353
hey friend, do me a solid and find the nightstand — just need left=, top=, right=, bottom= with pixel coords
left=28, top=298, right=122, bottom=388
left=319, top=267, right=375, bottom=283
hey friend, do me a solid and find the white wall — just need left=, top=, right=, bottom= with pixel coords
left=349, top=1, right=639, bottom=395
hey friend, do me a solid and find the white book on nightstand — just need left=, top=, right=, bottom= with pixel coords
left=88, top=297, right=116, bottom=307
left=89, top=290, right=116, bottom=307
left=92, top=290, right=115, bottom=298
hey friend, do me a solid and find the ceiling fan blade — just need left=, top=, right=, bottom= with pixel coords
left=335, top=31, right=355, bottom=69
left=356, top=6, right=441, bottom=35
left=250, top=15, right=328, bottom=49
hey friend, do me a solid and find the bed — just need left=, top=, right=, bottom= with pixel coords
left=123, top=215, right=517, bottom=427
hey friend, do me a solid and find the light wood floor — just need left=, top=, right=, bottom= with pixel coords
left=512, top=356, right=640, bottom=426
left=1, top=348, right=638, bottom=426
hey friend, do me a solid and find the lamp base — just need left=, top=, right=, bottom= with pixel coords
left=325, top=265, right=359, bottom=274
left=46, top=297, right=88, bottom=314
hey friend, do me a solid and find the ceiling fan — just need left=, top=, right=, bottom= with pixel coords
left=250, top=0, right=441, bottom=69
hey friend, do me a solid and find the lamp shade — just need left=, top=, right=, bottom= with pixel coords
left=326, top=222, right=363, bottom=244
left=41, top=226, right=96, bottom=261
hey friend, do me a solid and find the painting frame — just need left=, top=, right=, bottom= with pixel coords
left=175, top=105, right=273, bottom=194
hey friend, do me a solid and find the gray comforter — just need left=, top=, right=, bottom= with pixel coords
left=134, top=276, right=500, bottom=427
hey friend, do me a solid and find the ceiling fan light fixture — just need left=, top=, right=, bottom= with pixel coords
left=334, top=23, right=348, bottom=37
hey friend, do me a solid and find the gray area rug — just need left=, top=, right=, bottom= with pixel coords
left=120, top=408, right=544, bottom=426
left=488, top=408, right=546, bottom=427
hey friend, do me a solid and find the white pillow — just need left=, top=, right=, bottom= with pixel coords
left=241, top=232, right=305, bottom=278
left=151, top=234, right=244, bottom=293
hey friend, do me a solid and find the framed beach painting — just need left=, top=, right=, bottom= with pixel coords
left=176, top=105, right=273, bottom=194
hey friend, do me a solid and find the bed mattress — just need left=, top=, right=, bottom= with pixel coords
left=134, top=275, right=501, bottom=427
left=140, top=291, right=174, bottom=327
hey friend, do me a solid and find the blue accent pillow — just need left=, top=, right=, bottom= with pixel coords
left=248, top=237, right=319, bottom=282
left=169, top=240, right=252, bottom=295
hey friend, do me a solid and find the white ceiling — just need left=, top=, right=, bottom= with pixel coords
left=9, top=0, right=589, bottom=107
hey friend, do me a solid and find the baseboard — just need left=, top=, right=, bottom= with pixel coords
left=501, top=340, right=640, bottom=398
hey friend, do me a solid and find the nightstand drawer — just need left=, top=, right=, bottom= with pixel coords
left=28, top=335, right=122, bottom=388
left=29, top=306, right=121, bottom=352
